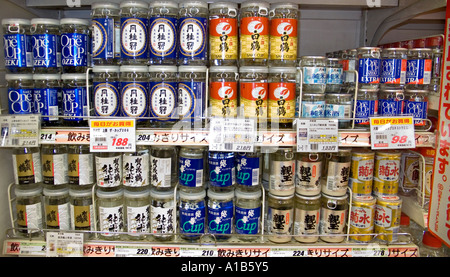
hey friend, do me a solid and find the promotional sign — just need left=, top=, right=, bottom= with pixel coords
left=429, top=4, right=450, bottom=248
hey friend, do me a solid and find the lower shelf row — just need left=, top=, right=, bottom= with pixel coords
left=3, top=230, right=419, bottom=257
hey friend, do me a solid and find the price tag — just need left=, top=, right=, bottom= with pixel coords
left=296, top=119, right=339, bottom=152
left=0, top=115, right=40, bottom=147
left=209, top=118, right=256, bottom=152
left=90, top=118, right=136, bottom=152
left=46, top=232, right=84, bottom=257
left=370, top=116, right=415, bottom=150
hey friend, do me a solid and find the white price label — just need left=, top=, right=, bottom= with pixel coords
left=296, top=119, right=339, bottom=152
left=209, top=118, right=256, bottom=152
left=90, top=118, right=136, bottom=152
left=370, top=116, right=415, bottom=149
left=46, top=232, right=84, bottom=257
left=0, top=115, right=40, bottom=147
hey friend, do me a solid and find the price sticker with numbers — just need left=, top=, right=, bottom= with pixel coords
left=90, top=118, right=136, bottom=152
left=370, top=116, right=415, bottom=150
left=296, top=119, right=339, bottom=152
left=0, top=114, right=40, bottom=147
left=209, top=118, right=256, bottom=152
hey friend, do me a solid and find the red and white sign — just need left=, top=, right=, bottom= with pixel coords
left=429, top=3, right=450, bottom=248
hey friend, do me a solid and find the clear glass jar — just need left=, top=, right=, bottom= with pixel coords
left=67, top=145, right=94, bottom=189
left=403, top=89, right=430, bottom=130
left=419, top=231, right=444, bottom=257
left=60, top=18, right=89, bottom=73
left=69, top=188, right=94, bottom=232
left=239, top=66, right=268, bottom=126
left=150, top=188, right=175, bottom=240
left=119, top=0, right=150, bottom=65
left=124, top=188, right=150, bottom=239
left=294, top=193, right=320, bottom=243
left=269, top=147, right=295, bottom=196
left=43, top=186, right=70, bottom=230
left=357, top=47, right=381, bottom=89
left=377, top=88, right=404, bottom=117
left=268, top=3, right=299, bottom=67
left=2, top=18, right=32, bottom=73
left=179, top=189, right=206, bottom=240
left=354, top=88, right=378, bottom=129
left=234, top=188, right=262, bottom=240
left=61, top=73, right=90, bottom=127
left=93, top=65, right=121, bottom=117
left=208, top=151, right=235, bottom=193
left=178, top=0, right=208, bottom=65
left=207, top=189, right=234, bottom=240
left=295, top=152, right=323, bottom=196
left=417, top=148, right=435, bottom=208
left=429, top=47, right=442, bottom=94
left=342, top=49, right=357, bottom=92
left=149, top=0, right=178, bottom=65
left=268, top=66, right=297, bottom=129
left=209, top=2, right=238, bottom=66
left=41, top=145, right=68, bottom=187
left=91, top=2, right=121, bottom=65
left=13, top=147, right=42, bottom=185
left=209, top=65, right=239, bottom=117
left=178, top=65, right=207, bottom=128
left=236, top=148, right=262, bottom=192
left=15, top=184, right=43, bottom=236
left=33, top=74, right=61, bottom=126
left=150, top=145, right=178, bottom=191
left=300, top=93, right=325, bottom=118
left=324, top=93, right=353, bottom=129
left=96, top=187, right=124, bottom=240
left=179, top=146, right=206, bottom=193
left=399, top=151, right=420, bottom=196
left=300, top=56, right=326, bottom=94
left=323, top=148, right=352, bottom=196
left=119, top=65, right=150, bottom=126
left=319, top=193, right=348, bottom=243
left=122, top=145, right=150, bottom=190
left=95, top=152, right=123, bottom=190
left=6, top=74, right=34, bottom=115
left=405, top=48, right=433, bottom=90
left=239, top=0, right=270, bottom=66
left=148, top=65, right=178, bottom=127
left=267, top=193, right=294, bottom=243
left=325, top=58, right=343, bottom=93
left=380, top=48, right=407, bottom=89
left=30, top=18, right=61, bottom=74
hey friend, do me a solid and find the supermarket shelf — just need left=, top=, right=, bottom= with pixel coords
left=3, top=232, right=418, bottom=257
left=429, top=93, right=441, bottom=112
left=401, top=195, right=429, bottom=229
left=38, top=127, right=436, bottom=148
left=25, top=0, right=399, bottom=9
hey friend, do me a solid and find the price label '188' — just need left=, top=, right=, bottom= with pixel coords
left=90, top=119, right=136, bottom=152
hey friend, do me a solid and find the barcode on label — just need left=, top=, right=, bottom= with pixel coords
left=252, top=168, right=259, bottom=185
left=11, top=138, right=19, bottom=146
left=224, top=143, right=233, bottom=150
left=95, top=137, right=107, bottom=142
left=376, top=135, right=387, bottom=140
left=196, top=170, right=203, bottom=186
left=310, top=144, right=318, bottom=151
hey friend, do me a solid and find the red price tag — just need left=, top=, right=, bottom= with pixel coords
left=90, top=119, right=136, bottom=152
left=370, top=116, right=416, bottom=149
